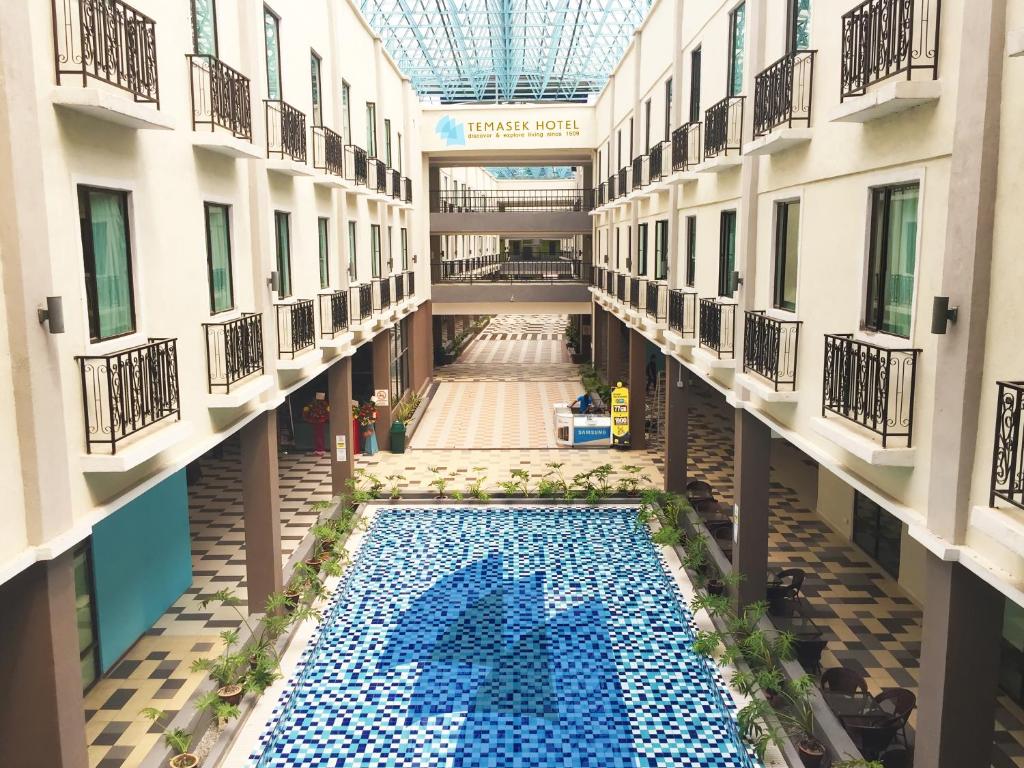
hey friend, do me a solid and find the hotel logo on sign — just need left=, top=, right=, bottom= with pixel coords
left=463, top=117, right=582, bottom=141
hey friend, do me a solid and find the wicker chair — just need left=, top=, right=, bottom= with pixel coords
left=821, top=666, right=869, bottom=696
left=875, top=688, right=916, bottom=745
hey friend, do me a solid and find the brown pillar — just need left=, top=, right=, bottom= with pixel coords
left=664, top=356, right=689, bottom=495
left=733, top=407, right=770, bottom=610
left=410, top=300, right=434, bottom=391
left=628, top=328, right=647, bottom=450
left=241, top=410, right=283, bottom=612
left=372, top=329, right=393, bottom=451
left=592, top=305, right=606, bottom=376
left=0, top=554, right=88, bottom=768
left=914, top=557, right=1003, bottom=768
left=328, top=357, right=355, bottom=497
left=606, top=313, right=624, bottom=384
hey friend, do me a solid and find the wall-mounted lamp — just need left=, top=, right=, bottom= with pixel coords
left=37, top=296, right=65, bottom=334
left=931, top=296, right=959, bottom=335
left=412, top=254, right=418, bottom=264
left=675, top=361, right=685, bottom=389
left=268, top=270, right=280, bottom=293
left=731, top=270, right=744, bottom=293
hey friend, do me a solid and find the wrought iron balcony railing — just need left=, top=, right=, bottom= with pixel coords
left=405, top=270, right=416, bottom=297
left=431, top=189, right=588, bottom=213
left=345, top=144, right=368, bottom=186
left=312, top=125, right=345, bottom=176
left=649, top=141, right=670, bottom=182
left=350, top=283, right=373, bottom=322
left=668, top=289, right=697, bottom=337
left=591, top=266, right=604, bottom=288
left=704, top=96, right=745, bottom=159
left=265, top=100, right=307, bottom=162
left=276, top=300, right=315, bottom=358
left=431, top=254, right=586, bottom=284
left=699, top=299, right=737, bottom=358
left=371, top=276, right=391, bottom=311
left=629, top=277, right=642, bottom=310
left=617, top=167, right=629, bottom=197
left=203, top=313, right=263, bottom=394
left=187, top=54, right=251, bottom=139
left=394, top=272, right=405, bottom=302
left=742, top=311, right=802, bottom=391
left=992, top=381, right=1024, bottom=511
left=390, top=169, right=402, bottom=199
left=52, top=0, right=159, bottom=105
left=821, top=334, right=920, bottom=446
left=646, top=281, right=668, bottom=321
left=840, top=0, right=941, bottom=101
left=318, top=291, right=348, bottom=339
left=403, top=177, right=412, bottom=203
left=372, top=159, right=387, bottom=193
left=76, top=338, right=180, bottom=454
left=608, top=174, right=618, bottom=200
left=754, top=50, right=816, bottom=138
left=632, top=155, right=649, bottom=190
left=671, top=122, right=702, bottom=170
left=616, top=273, right=627, bottom=303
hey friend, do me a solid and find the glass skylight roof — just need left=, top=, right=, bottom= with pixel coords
left=359, top=0, right=652, bottom=103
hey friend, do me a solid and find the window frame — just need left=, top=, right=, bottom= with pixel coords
left=191, top=0, right=218, bottom=57
left=787, top=0, right=812, bottom=52
left=664, top=78, right=673, bottom=142
left=78, top=184, right=137, bottom=343
left=73, top=541, right=101, bottom=692
left=263, top=5, right=282, bottom=100
left=384, top=118, right=392, bottom=167
left=318, top=216, right=330, bottom=290
left=771, top=198, right=801, bottom=313
left=637, top=222, right=649, bottom=276
left=728, top=3, right=746, bottom=98
left=310, top=49, right=323, bottom=127
left=341, top=81, right=352, bottom=145
left=347, top=220, right=358, bottom=281
left=689, top=46, right=702, bottom=123
left=370, top=223, right=382, bottom=278
left=718, top=209, right=737, bottom=298
left=685, top=215, right=697, bottom=287
left=204, top=201, right=235, bottom=315
left=274, top=210, right=292, bottom=299
left=862, top=180, right=921, bottom=339
left=366, top=102, right=378, bottom=157
left=852, top=491, right=902, bottom=579
left=644, top=99, right=652, bottom=153
left=401, top=227, right=409, bottom=270
left=654, top=219, right=669, bottom=281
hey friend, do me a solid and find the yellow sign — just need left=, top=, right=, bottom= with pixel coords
left=610, top=382, right=630, bottom=447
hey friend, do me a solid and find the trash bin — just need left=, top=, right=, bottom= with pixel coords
left=389, top=420, right=407, bottom=453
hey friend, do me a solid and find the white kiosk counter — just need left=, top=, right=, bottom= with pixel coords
left=553, top=403, right=612, bottom=447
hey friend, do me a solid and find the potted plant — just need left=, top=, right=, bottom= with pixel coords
left=140, top=708, right=198, bottom=768
left=353, top=402, right=379, bottom=455
left=191, top=628, right=247, bottom=705
left=301, top=398, right=330, bottom=456
left=428, top=466, right=452, bottom=498
left=773, top=675, right=828, bottom=768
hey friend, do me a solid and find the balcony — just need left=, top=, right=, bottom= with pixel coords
left=631, top=155, right=649, bottom=192
left=738, top=311, right=802, bottom=400
left=368, top=159, right=388, bottom=196
left=350, top=283, right=373, bottom=325
left=403, top=177, right=413, bottom=204
left=405, top=270, right=416, bottom=297
left=991, top=381, right=1024, bottom=511
left=275, top=300, right=316, bottom=367
left=628, top=277, right=641, bottom=311
left=608, top=174, right=618, bottom=201
left=265, top=100, right=311, bottom=175
left=747, top=50, right=816, bottom=157
left=346, top=144, right=368, bottom=186
left=430, top=189, right=591, bottom=236
left=187, top=54, right=257, bottom=158
left=389, top=169, right=402, bottom=200
left=50, top=0, right=172, bottom=130
left=645, top=281, right=667, bottom=322
left=698, top=299, right=737, bottom=360
left=615, top=273, right=627, bottom=303
left=617, top=167, right=629, bottom=198
left=816, top=334, right=920, bottom=465
left=372, top=277, right=391, bottom=312
left=648, top=141, right=671, bottom=186
left=318, top=291, right=349, bottom=343
left=699, top=97, right=744, bottom=172
left=432, top=253, right=587, bottom=284
left=204, top=313, right=271, bottom=408
left=394, top=272, right=405, bottom=303
left=312, top=125, right=346, bottom=183
left=668, top=290, right=697, bottom=342
left=833, top=0, right=942, bottom=123
left=670, top=123, right=702, bottom=177
left=76, top=338, right=189, bottom=471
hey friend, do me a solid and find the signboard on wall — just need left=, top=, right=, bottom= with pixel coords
left=373, top=389, right=390, bottom=407
left=335, top=435, right=347, bottom=462
left=610, top=383, right=630, bottom=448
left=423, top=105, right=596, bottom=153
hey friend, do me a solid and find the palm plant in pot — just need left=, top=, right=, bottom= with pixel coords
left=770, top=674, right=827, bottom=768
left=140, top=708, right=198, bottom=768
left=190, top=628, right=247, bottom=705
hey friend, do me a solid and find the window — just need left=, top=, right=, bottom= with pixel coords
left=772, top=200, right=800, bottom=311
left=310, top=51, right=323, bottom=126
left=263, top=6, right=281, bottom=100
left=864, top=182, right=919, bottom=337
left=390, top=317, right=410, bottom=405
left=347, top=221, right=357, bottom=281
left=318, top=217, right=330, bottom=289
left=664, top=78, right=673, bottom=141
left=387, top=226, right=393, bottom=272
left=384, top=118, right=392, bottom=167
left=204, top=203, right=233, bottom=314
left=79, top=185, right=135, bottom=342
left=396, top=133, right=403, bottom=173
left=370, top=224, right=381, bottom=277
left=689, top=47, right=702, bottom=123
left=852, top=492, right=902, bottom=578
left=274, top=211, right=291, bottom=298
left=629, top=117, right=634, bottom=160
left=191, top=0, right=217, bottom=56
left=73, top=543, right=100, bottom=690
left=617, top=129, right=622, bottom=169
left=366, top=103, right=377, bottom=157
left=401, top=227, right=409, bottom=270
left=341, top=81, right=352, bottom=145
left=1000, top=600, right=1024, bottom=706
left=718, top=210, right=737, bottom=298
left=637, top=223, right=649, bottom=276
left=685, top=215, right=697, bottom=286
left=787, top=0, right=812, bottom=51
left=654, top=220, right=669, bottom=281
left=615, top=227, right=621, bottom=270
left=728, top=3, right=746, bottom=97
left=644, top=99, right=652, bottom=152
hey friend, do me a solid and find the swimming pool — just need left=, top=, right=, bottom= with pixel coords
left=249, top=506, right=758, bottom=767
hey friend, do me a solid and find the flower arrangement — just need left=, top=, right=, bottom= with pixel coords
left=302, top=399, right=330, bottom=425
left=353, top=401, right=378, bottom=428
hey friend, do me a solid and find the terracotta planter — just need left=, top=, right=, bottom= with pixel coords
left=707, top=579, right=726, bottom=596
left=218, top=683, right=243, bottom=706
left=169, top=755, right=199, bottom=768
left=283, top=590, right=301, bottom=611
left=797, top=738, right=825, bottom=768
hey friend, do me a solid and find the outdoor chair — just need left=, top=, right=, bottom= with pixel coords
left=821, top=666, right=869, bottom=696
left=793, top=636, right=827, bottom=675
left=880, top=747, right=911, bottom=767
left=686, top=479, right=715, bottom=501
left=766, top=568, right=805, bottom=616
left=847, top=719, right=901, bottom=760
left=875, top=688, right=916, bottom=746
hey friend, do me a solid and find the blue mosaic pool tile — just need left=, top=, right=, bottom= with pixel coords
left=250, top=507, right=759, bottom=768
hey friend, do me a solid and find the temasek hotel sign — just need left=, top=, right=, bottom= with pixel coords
left=429, top=106, right=594, bottom=149
left=464, top=118, right=582, bottom=140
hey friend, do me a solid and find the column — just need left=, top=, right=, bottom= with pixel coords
left=241, top=410, right=283, bottom=612
left=628, top=328, right=647, bottom=450
left=664, top=356, right=689, bottom=494
left=606, top=313, right=624, bottom=384
left=372, top=329, right=393, bottom=451
left=914, top=557, right=1003, bottom=768
left=733, top=408, right=770, bottom=610
left=593, top=305, right=606, bottom=376
left=410, top=300, right=433, bottom=391
left=0, top=555, right=88, bottom=768
left=328, top=357, right=355, bottom=497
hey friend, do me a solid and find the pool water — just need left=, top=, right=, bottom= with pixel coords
left=251, top=506, right=757, bottom=767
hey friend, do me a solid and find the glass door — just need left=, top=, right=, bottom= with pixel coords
left=74, top=543, right=100, bottom=689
